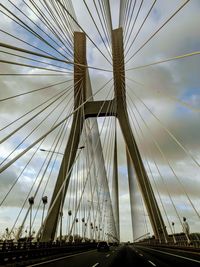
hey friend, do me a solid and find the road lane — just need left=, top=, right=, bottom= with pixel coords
left=27, top=250, right=96, bottom=267
left=27, top=247, right=118, bottom=267
left=134, top=245, right=200, bottom=267
left=26, top=245, right=200, bottom=267
left=109, top=245, right=154, bottom=267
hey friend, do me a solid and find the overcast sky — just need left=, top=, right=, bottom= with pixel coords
left=0, top=0, right=200, bottom=242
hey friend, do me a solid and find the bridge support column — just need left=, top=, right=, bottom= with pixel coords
left=41, top=32, right=86, bottom=242
left=40, top=27, right=168, bottom=243
left=112, top=28, right=168, bottom=242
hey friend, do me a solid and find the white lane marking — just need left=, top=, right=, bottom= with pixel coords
left=137, top=246, right=200, bottom=264
left=139, top=253, right=143, bottom=257
left=91, top=263, right=99, bottom=267
left=27, top=249, right=96, bottom=266
left=106, top=254, right=110, bottom=258
left=148, top=260, right=156, bottom=266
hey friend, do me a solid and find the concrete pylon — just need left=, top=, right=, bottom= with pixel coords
left=41, top=29, right=168, bottom=242
left=112, top=28, right=168, bottom=242
left=41, top=32, right=86, bottom=241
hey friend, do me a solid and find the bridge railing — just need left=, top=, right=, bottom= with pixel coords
left=135, top=233, right=200, bottom=249
left=0, top=241, right=97, bottom=265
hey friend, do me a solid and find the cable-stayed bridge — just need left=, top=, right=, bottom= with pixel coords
left=0, top=0, right=200, bottom=266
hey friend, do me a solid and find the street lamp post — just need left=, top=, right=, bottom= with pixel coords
left=60, top=211, right=63, bottom=243
left=99, top=228, right=102, bottom=241
left=28, top=197, right=34, bottom=241
left=75, top=218, right=79, bottom=242
left=183, top=217, right=190, bottom=244
left=41, top=196, right=48, bottom=228
left=95, top=226, right=98, bottom=242
left=82, top=218, right=85, bottom=242
left=172, top=222, right=176, bottom=244
left=84, top=223, right=87, bottom=241
left=90, top=222, right=93, bottom=242
left=5, top=228, right=9, bottom=241
left=67, top=210, right=72, bottom=242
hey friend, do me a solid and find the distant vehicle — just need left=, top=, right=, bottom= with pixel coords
left=97, top=241, right=110, bottom=252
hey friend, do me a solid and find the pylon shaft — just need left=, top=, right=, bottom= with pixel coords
left=112, top=28, right=168, bottom=241
left=41, top=32, right=86, bottom=242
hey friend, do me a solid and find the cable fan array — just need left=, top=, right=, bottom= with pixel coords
left=0, top=0, right=200, bottom=244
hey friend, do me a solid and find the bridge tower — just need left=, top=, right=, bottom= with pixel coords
left=40, top=29, right=168, bottom=243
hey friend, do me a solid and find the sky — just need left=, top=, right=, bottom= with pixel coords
left=0, top=0, right=200, bottom=242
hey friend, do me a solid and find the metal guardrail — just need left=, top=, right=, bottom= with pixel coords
left=135, top=233, right=200, bottom=249
left=0, top=241, right=97, bottom=265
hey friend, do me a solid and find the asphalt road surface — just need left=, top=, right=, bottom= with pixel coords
left=26, top=245, right=200, bottom=267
